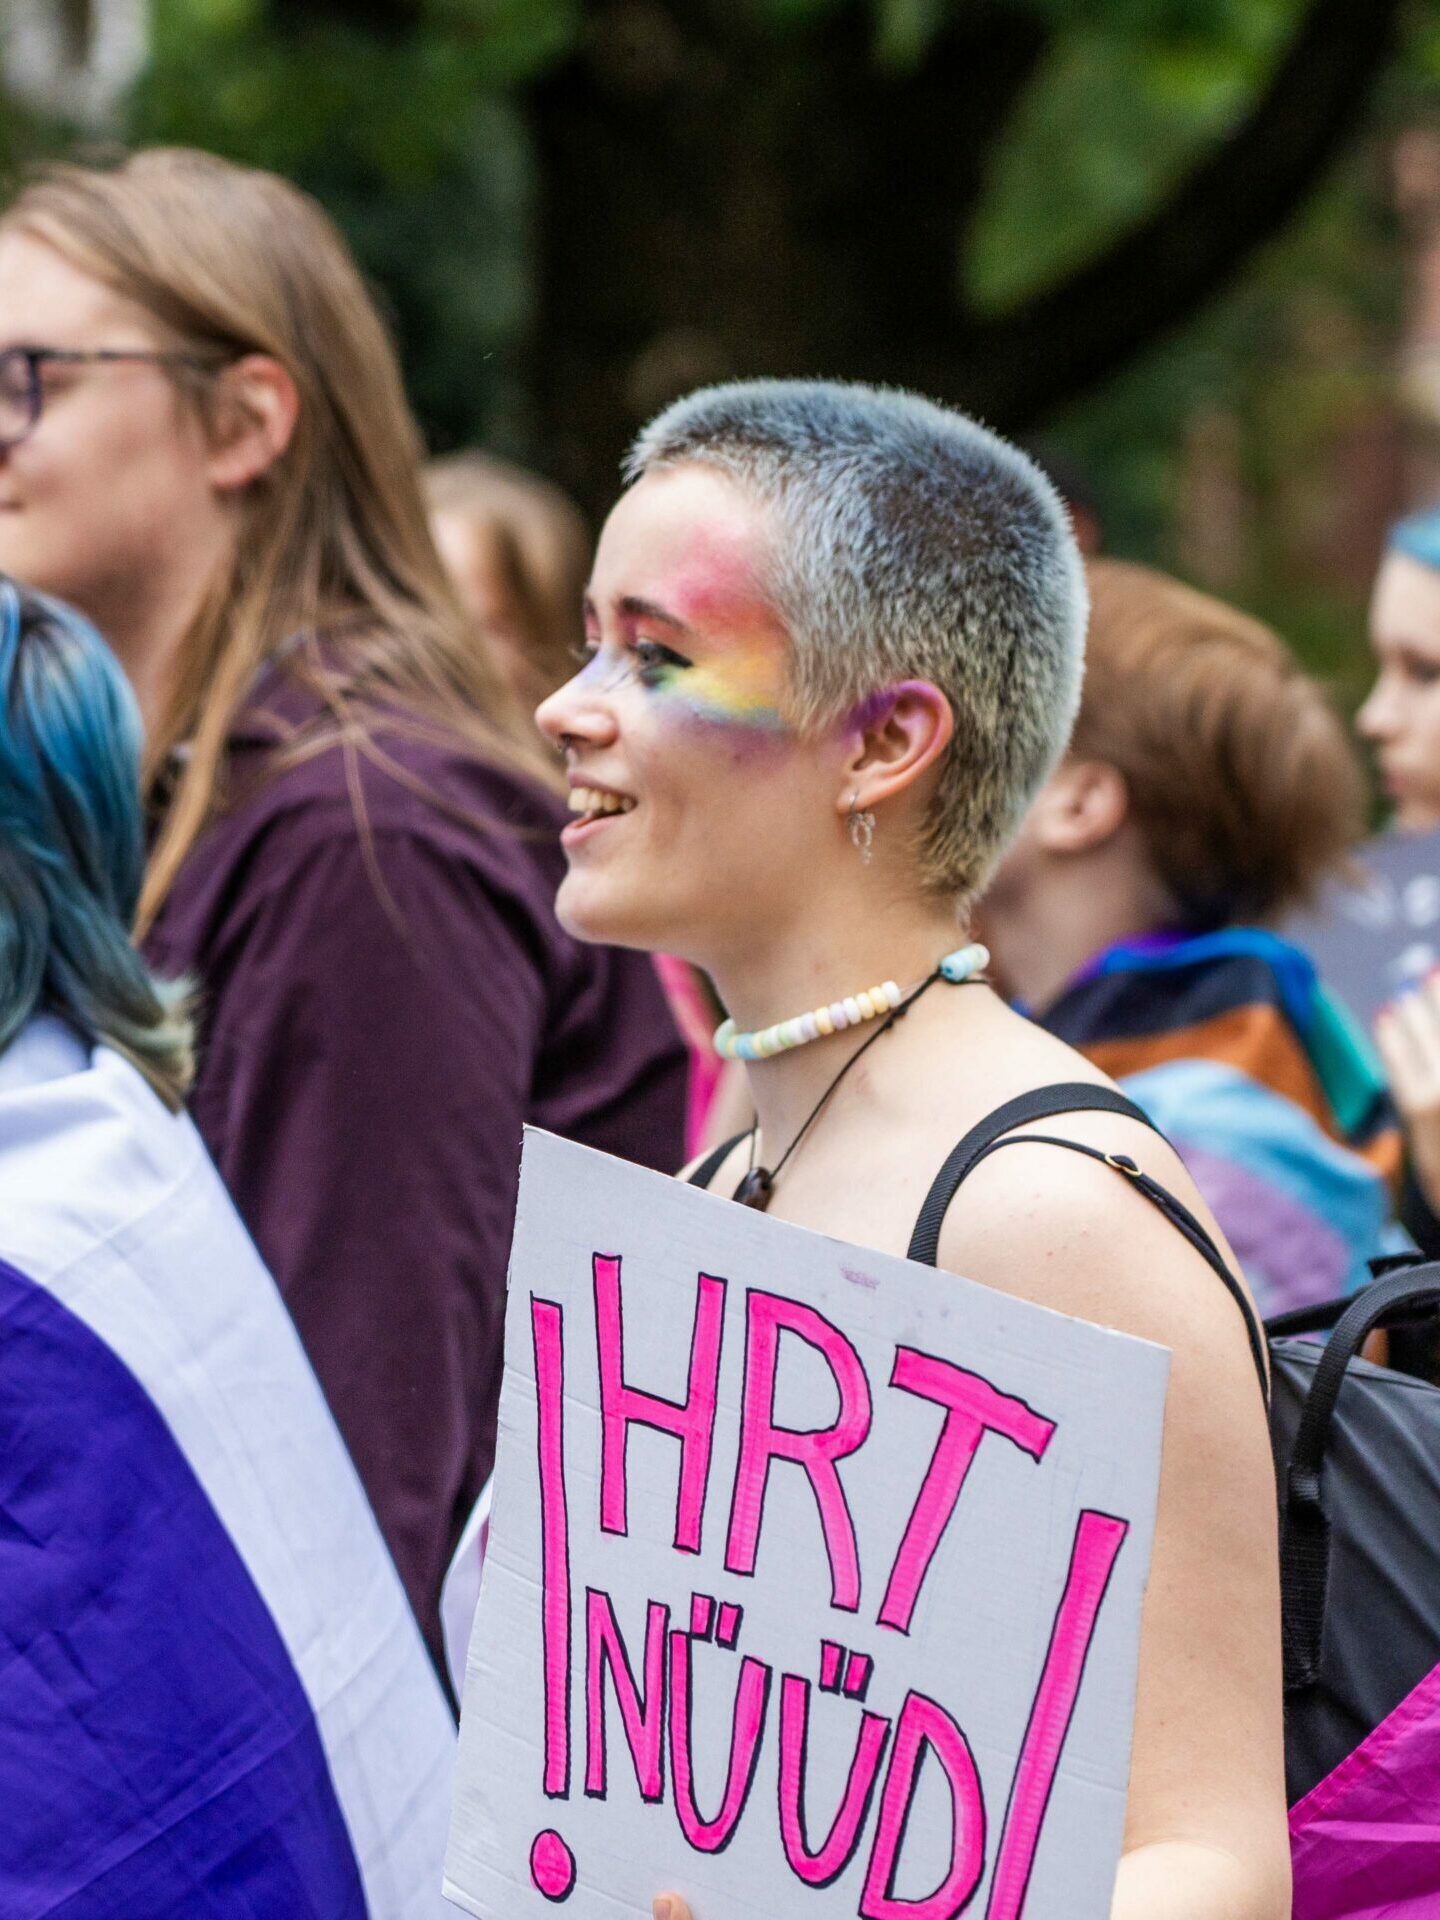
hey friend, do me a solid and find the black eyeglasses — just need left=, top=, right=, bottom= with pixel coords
left=0, top=345, right=221, bottom=451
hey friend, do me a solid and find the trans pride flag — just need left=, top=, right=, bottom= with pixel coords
left=0, top=1017, right=455, bottom=1917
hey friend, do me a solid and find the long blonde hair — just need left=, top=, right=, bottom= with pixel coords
left=4, top=148, right=557, bottom=933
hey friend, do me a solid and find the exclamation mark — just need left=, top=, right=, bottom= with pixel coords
left=530, top=1296, right=577, bottom=1901
left=986, top=1509, right=1129, bottom=1920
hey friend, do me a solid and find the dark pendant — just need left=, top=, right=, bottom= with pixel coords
left=733, top=1166, right=775, bottom=1211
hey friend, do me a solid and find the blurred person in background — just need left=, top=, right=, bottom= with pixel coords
left=0, top=578, right=453, bottom=1915
left=424, top=448, right=590, bottom=715
left=425, top=444, right=746, bottom=1157
left=1360, top=506, right=1440, bottom=832
left=1362, top=508, right=1440, bottom=1235
left=976, top=557, right=1396, bottom=1316
left=0, top=147, right=687, bottom=1683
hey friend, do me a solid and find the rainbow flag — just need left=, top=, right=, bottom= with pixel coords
left=1037, top=928, right=1399, bottom=1314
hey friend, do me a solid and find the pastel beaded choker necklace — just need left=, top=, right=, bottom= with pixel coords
left=714, top=941, right=988, bottom=1062
left=723, top=942, right=990, bottom=1211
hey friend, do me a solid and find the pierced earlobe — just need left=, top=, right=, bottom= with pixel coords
left=847, top=792, right=876, bottom=865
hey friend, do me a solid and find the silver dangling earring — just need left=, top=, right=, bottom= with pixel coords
left=847, top=792, right=876, bottom=865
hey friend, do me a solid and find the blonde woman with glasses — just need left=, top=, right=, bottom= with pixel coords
left=0, top=148, right=688, bottom=1687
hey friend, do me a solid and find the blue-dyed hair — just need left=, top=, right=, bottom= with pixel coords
left=1388, top=507, right=1440, bottom=574
left=0, top=578, right=192, bottom=1108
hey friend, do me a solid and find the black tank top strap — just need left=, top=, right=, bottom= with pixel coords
left=908, top=1081, right=1269, bottom=1403
left=906, top=1084, right=1155, bottom=1264
left=688, top=1132, right=750, bottom=1191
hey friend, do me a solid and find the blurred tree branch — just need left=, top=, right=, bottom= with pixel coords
left=936, top=0, right=1407, bottom=422
left=526, top=0, right=1405, bottom=510
left=106, top=0, right=1414, bottom=513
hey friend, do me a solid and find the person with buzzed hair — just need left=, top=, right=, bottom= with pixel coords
left=536, top=380, right=1289, bottom=1920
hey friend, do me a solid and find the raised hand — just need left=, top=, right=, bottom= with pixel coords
left=1376, top=973, right=1440, bottom=1212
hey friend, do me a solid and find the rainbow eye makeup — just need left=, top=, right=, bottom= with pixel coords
left=569, top=643, right=645, bottom=696
left=631, top=640, right=693, bottom=683
left=573, top=633, right=790, bottom=733
left=641, top=645, right=789, bottom=733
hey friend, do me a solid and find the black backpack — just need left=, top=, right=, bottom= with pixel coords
left=1266, top=1269, right=1440, bottom=1802
left=693, top=1081, right=1440, bottom=1813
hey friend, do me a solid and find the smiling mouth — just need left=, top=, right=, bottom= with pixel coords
left=568, top=786, right=637, bottom=824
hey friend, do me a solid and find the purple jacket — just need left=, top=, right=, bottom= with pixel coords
left=144, top=667, right=687, bottom=1678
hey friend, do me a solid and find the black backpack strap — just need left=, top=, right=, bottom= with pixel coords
left=907, top=1083, right=1161, bottom=1263
left=908, top=1081, right=1269, bottom=1404
left=1279, top=1261, right=1440, bottom=1689
left=1264, top=1298, right=1352, bottom=1341
left=688, top=1132, right=749, bottom=1191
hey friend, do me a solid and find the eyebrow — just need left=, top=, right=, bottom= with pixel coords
left=619, top=594, right=691, bottom=632
left=582, top=591, right=694, bottom=635
left=1379, top=632, right=1440, bottom=661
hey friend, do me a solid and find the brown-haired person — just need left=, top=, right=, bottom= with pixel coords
left=425, top=449, right=592, bottom=714
left=0, top=148, right=687, bottom=1681
left=976, top=557, right=1397, bottom=1317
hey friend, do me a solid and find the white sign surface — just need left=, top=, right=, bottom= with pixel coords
left=446, top=1129, right=1169, bottom=1920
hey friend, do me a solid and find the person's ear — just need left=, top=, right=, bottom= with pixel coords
left=203, top=354, right=300, bottom=494
left=836, top=681, right=954, bottom=816
left=1028, top=758, right=1130, bottom=855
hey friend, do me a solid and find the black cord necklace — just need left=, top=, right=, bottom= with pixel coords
left=732, top=965, right=983, bottom=1211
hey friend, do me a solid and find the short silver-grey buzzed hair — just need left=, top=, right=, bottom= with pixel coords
left=625, top=378, right=1087, bottom=903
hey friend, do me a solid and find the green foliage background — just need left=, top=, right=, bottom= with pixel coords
left=7, top=0, right=1440, bottom=690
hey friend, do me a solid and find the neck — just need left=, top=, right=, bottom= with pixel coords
left=705, top=888, right=966, bottom=1158
left=979, top=842, right=1176, bottom=1014
left=89, top=523, right=233, bottom=738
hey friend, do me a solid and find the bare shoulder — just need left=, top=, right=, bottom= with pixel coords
left=935, top=1103, right=1262, bottom=1391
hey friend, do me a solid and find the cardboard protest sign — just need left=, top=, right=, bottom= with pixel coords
left=1286, top=827, right=1440, bottom=1030
left=445, top=1129, right=1169, bottom=1920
